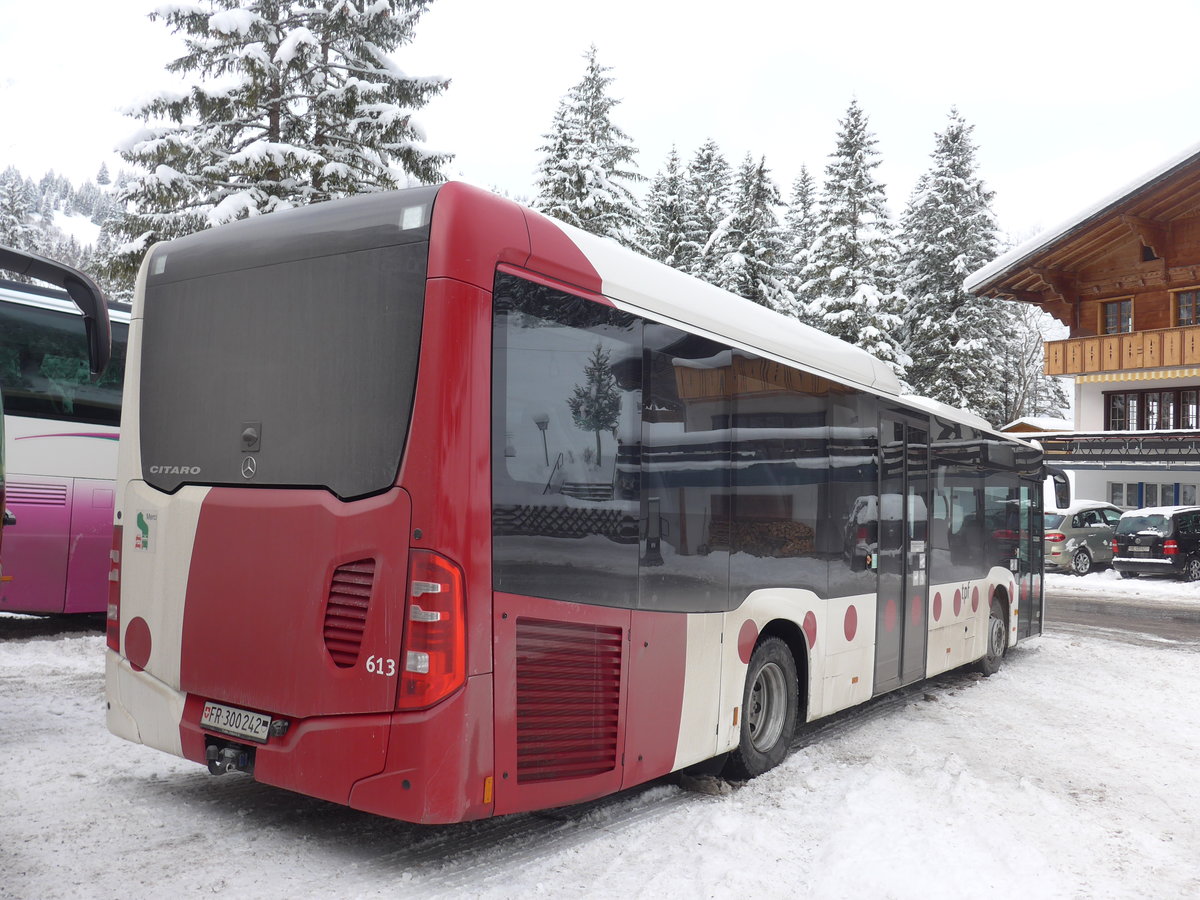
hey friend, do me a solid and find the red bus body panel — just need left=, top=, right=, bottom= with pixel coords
left=179, top=487, right=412, bottom=718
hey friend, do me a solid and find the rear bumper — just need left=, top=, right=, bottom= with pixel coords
left=1112, top=556, right=1181, bottom=575
left=108, top=652, right=496, bottom=825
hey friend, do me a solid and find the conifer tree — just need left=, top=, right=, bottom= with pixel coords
left=993, top=299, right=1070, bottom=423
left=568, top=344, right=621, bottom=466
left=0, top=167, right=33, bottom=248
left=783, top=165, right=818, bottom=317
left=108, top=0, right=451, bottom=282
left=643, top=146, right=699, bottom=271
left=899, top=109, right=1009, bottom=418
left=805, top=100, right=907, bottom=379
left=686, top=139, right=732, bottom=285
left=717, top=154, right=794, bottom=313
left=533, top=45, right=643, bottom=247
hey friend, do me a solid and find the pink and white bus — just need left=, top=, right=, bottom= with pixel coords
left=106, top=183, right=1054, bottom=824
left=0, top=248, right=115, bottom=615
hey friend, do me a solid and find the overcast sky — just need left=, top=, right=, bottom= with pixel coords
left=3, top=0, right=1199, bottom=242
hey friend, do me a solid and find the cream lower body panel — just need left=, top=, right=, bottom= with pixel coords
left=106, top=649, right=186, bottom=757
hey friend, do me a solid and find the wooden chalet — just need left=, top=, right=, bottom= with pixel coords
left=967, top=145, right=1200, bottom=508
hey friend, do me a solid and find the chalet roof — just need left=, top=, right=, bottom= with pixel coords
left=998, top=416, right=1073, bottom=433
left=965, top=142, right=1200, bottom=299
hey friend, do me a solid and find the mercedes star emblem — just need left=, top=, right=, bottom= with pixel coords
left=241, top=456, right=257, bottom=479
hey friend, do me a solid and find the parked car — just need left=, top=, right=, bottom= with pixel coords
left=1111, top=506, right=1200, bottom=581
left=1043, top=500, right=1123, bottom=575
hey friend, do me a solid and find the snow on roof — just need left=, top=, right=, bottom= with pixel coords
left=999, top=416, right=1073, bottom=432
left=965, top=141, right=1200, bottom=294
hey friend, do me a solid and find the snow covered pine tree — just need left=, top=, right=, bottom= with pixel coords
left=898, top=109, right=1008, bottom=421
left=533, top=45, right=643, bottom=249
left=110, top=0, right=450, bottom=281
left=804, top=100, right=908, bottom=382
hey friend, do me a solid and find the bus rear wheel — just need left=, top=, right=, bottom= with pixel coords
left=724, top=637, right=798, bottom=781
left=977, top=598, right=1007, bottom=677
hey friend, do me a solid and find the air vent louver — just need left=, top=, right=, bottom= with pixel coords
left=515, top=618, right=622, bottom=783
left=7, top=482, right=69, bottom=506
left=323, top=559, right=375, bottom=668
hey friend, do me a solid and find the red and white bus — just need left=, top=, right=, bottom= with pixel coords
left=0, top=248, right=114, bottom=613
left=106, top=183, right=1053, bottom=824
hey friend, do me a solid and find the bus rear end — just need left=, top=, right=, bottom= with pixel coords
left=106, top=185, right=498, bottom=823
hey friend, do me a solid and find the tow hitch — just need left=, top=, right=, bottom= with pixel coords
left=205, top=739, right=256, bottom=776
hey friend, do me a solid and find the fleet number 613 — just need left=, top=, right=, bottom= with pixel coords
left=365, top=655, right=396, bottom=677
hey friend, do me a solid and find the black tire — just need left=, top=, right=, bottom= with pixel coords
left=1071, top=549, right=1093, bottom=576
left=1182, top=557, right=1200, bottom=582
left=977, top=598, right=1007, bottom=677
left=723, top=637, right=798, bottom=781
left=1119, top=570, right=1140, bottom=579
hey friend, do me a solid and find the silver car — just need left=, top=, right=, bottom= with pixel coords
left=1043, top=500, right=1123, bottom=575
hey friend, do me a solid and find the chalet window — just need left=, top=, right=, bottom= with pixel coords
left=1104, top=386, right=1200, bottom=430
left=1105, top=392, right=1138, bottom=430
left=1109, top=482, right=1140, bottom=507
left=1102, top=299, right=1132, bottom=335
left=1184, top=391, right=1199, bottom=428
left=1178, top=290, right=1200, bottom=327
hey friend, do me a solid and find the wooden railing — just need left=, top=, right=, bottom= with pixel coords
left=1044, top=324, right=1200, bottom=376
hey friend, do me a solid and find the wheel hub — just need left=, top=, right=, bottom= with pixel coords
left=747, top=661, right=788, bottom=752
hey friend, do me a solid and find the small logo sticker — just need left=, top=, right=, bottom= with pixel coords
left=133, top=511, right=158, bottom=552
left=241, top=456, right=258, bottom=479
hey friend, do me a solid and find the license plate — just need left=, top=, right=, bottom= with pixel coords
left=201, top=701, right=272, bottom=743
left=1128, top=546, right=1150, bottom=554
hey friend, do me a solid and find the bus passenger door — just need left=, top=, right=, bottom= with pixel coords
left=874, top=415, right=930, bottom=694
left=1016, top=478, right=1043, bottom=638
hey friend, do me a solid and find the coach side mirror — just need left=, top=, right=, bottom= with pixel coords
left=1046, top=466, right=1071, bottom=509
left=0, top=245, right=111, bottom=378
left=3, top=509, right=14, bottom=527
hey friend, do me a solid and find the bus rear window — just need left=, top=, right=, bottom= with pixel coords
left=139, top=243, right=427, bottom=499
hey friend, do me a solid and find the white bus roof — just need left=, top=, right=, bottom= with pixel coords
left=544, top=213, right=1003, bottom=439
left=0, top=278, right=130, bottom=323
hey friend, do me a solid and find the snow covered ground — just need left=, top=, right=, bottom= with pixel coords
left=3, top=577, right=1198, bottom=899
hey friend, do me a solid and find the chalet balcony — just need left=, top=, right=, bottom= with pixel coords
left=1045, top=325, right=1200, bottom=377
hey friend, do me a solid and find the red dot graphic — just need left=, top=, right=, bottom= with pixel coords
left=125, top=616, right=152, bottom=672
left=844, top=605, right=858, bottom=642
left=738, top=619, right=759, bottom=664
left=933, top=592, right=942, bottom=622
left=953, top=589, right=963, bottom=617
left=803, top=611, right=818, bottom=649
left=884, top=598, right=897, bottom=632
left=971, top=586, right=980, bottom=613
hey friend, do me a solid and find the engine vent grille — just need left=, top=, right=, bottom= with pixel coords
left=323, top=559, right=376, bottom=668
left=515, top=618, right=622, bottom=784
left=7, top=482, right=69, bottom=507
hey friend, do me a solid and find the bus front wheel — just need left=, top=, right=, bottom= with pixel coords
left=724, top=637, right=798, bottom=781
left=977, top=598, right=1007, bottom=677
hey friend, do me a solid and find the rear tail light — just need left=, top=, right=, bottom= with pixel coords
left=1164, top=539, right=1179, bottom=556
left=1045, top=532, right=1066, bottom=543
left=1112, top=540, right=1119, bottom=555
left=397, top=549, right=466, bottom=710
left=107, top=525, right=122, bottom=652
